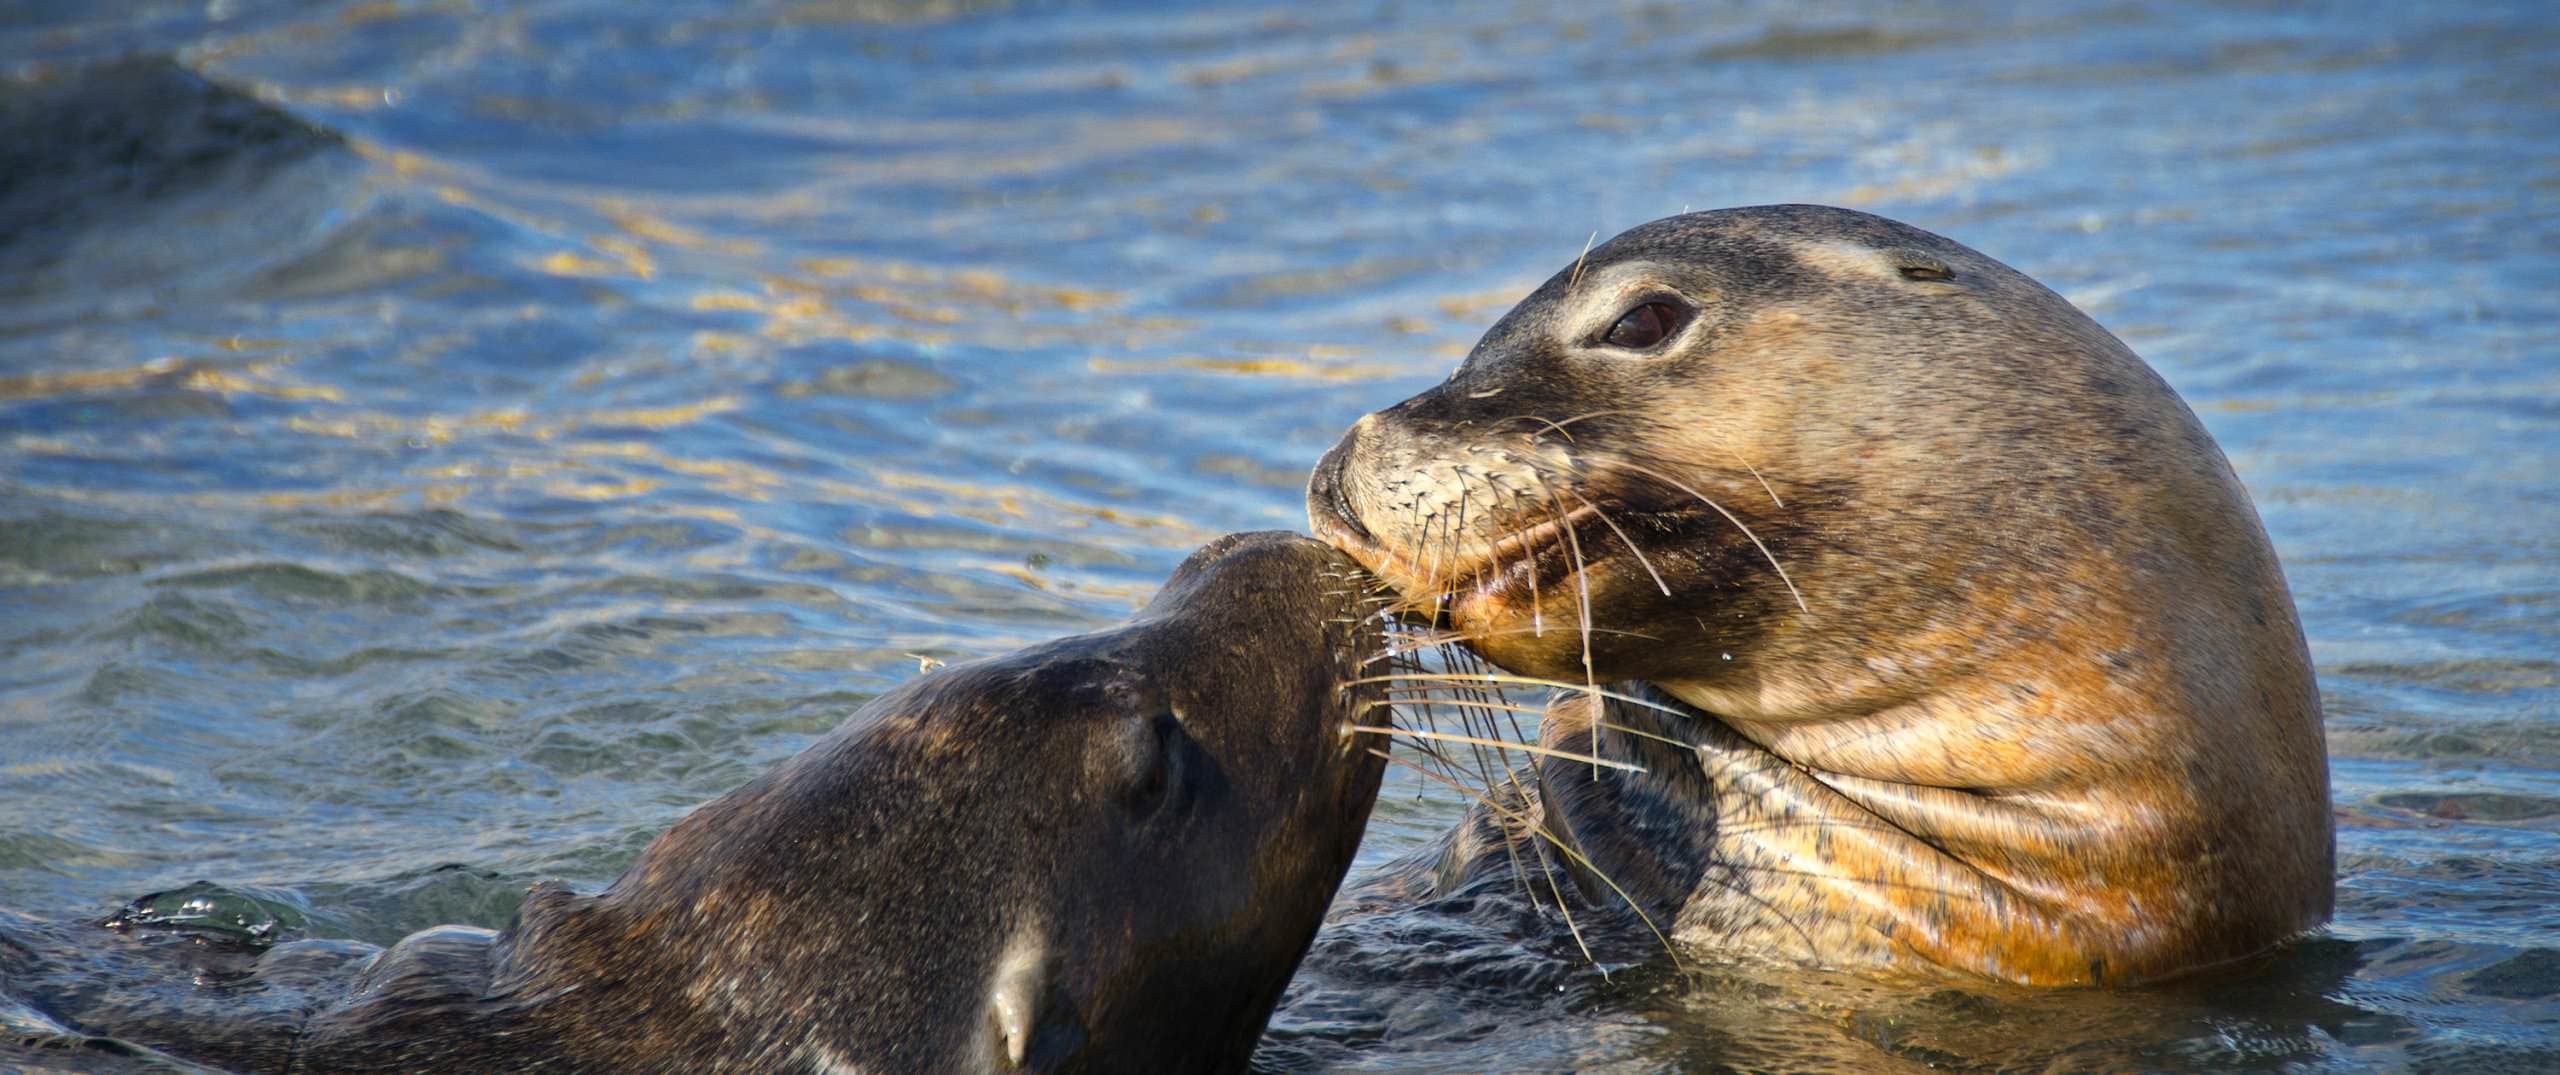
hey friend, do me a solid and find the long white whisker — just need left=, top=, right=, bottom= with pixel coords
left=1349, top=726, right=1644, bottom=772
left=1589, top=458, right=1807, bottom=615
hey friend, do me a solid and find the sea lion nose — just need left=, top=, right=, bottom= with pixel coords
left=1337, top=412, right=1392, bottom=457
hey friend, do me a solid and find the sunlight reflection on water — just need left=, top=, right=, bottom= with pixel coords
left=2, top=1, right=2555, bottom=1069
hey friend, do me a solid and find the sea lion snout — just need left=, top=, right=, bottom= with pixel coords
left=1306, top=434, right=1377, bottom=554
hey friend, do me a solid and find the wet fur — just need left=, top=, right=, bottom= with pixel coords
left=4, top=532, right=1394, bottom=1073
left=1309, top=204, right=2333, bottom=985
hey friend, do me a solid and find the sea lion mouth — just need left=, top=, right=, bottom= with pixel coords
left=1306, top=443, right=1381, bottom=558
left=1469, top=504, right=1602, bottom=584
left=1322, top=467, right=1376, bottom=548
left=1398, top=501, right=1672, bottom=613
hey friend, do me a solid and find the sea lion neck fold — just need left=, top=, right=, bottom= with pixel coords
left=1311, top=204, right=2332, bottom=985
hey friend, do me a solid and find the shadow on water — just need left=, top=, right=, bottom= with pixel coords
left=2, top=1, right=2557, bottom=1072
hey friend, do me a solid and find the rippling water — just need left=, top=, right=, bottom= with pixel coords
left=2, top=1, right=2554, bottom=1070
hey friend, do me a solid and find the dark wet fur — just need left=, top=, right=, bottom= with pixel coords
left=4, top=532, right=1395, bottom=1074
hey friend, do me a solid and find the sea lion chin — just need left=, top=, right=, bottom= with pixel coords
left=2, top=532, right=1395, bottom=1074
left=1309, top=204, right=2333, bottom=986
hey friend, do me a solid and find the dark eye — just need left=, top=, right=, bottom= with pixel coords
left=1602, top=300, right=1686, bottom=350
left=1097, top=712, right=1180, bottom=815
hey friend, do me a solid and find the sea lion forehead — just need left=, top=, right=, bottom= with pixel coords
left=1526, top=206, right=1937, bottom=324
left=1586, top=204, right=1979, bottom=280
left=1510, top=208, right=2002, bottom=353
left=1146, top=530, right=1342, bottom=611
left=1650, top=204, right=1966, bottom=249
left=1572, top=221, right=1809, bottom=296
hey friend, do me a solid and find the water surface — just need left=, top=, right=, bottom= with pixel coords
left=2, top=1, right=2555, bottom=1070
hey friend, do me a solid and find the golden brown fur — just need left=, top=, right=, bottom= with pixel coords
left=1308, top=204, right=2331, bottom=985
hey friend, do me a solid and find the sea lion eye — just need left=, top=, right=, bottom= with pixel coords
left=1601, top=300, right=1686, bottom=350
left=1099, top=712, right=1180, bottom=815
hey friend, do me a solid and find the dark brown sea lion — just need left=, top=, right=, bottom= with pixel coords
left=1306, top=204, right=2332, bottom=986
left=1, top=531, right=1394, bottom=1073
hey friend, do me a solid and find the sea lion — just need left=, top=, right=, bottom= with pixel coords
left=1306, top=204, right=2332, bottom=986
left=2, top=531, right=1395, bottom=1073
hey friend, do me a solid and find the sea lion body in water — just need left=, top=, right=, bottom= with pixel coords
left=2, top=532, right=1394, bottom=1073
left=1307, top=204, right=2332, bottom=986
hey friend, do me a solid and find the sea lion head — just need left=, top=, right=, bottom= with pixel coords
left=1307, top=205, right=2329, bottom=982
left=492, top=532, right=1394, bottom=1073
left=1309, top=204, right=2302, bottom=729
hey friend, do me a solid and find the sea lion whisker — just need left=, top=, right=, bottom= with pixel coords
left=1415, top=506, right=1448, bottom=614
left=1389, top=695, right=1698, bottom=752
left=1531, top=817, right=1604, bottom=977
left=1565, top=228, right=1599, bottom=293
left=1381, top=612, right=1500, bottom=793
left=1443, top=644, right=1562, bottom=875
left=1497, top=764, right=1597, bottom=972
left=1445, top=656, right=1549, bottom=822
left=1396, top=487, right=1451, bottom=618
left=1425, top=477, right=1475, bottom=625
left=1348, top=726, right=1644, bottom=772
left=1528, top=473, right=1598, bottom=668
left=1386, top=697, right=1552, bottom=716
left=1465, top=469, right=1543, bottom=639
left=1377, top=732, right=1468, bottom=784
left=1610, top=441, right=1809, bottom=519
left=1343, top=674, right=1695, bottom=719
left=1505, top=479, right=1548, bottom=639
left=1512, top=409, right=1642, bottom=444
left=1548, top=484, right=1674, bottom=598
left=1585, top=456, right=1808, bottom=615
left=1373, top=750, right=1687, bottom=971
left=1369, top=746, right=1576, bottom=944
left=1522, top=471, right=1608, bottom=780
left=1425, top=628, right=1536, bottom=849
left=1575, top=711, right=1703, bottom=751
left=1446, top=641, right=1518, bottom=809
left=1364, top=623, right=1662, bottom=663
left=1368, top=684, right=1558, bottom=703
left=1728, top=452, right=1782, bottom=510
left=1369, top=686, right=1523, bottom=700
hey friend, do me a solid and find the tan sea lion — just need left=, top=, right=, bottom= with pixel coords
left=2, top=532, right=1396, bottom=1073
left=1306, top=204, right=2332, bottom=986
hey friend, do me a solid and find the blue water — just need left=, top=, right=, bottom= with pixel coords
left=2, top=1, right=2554, bottom=1070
